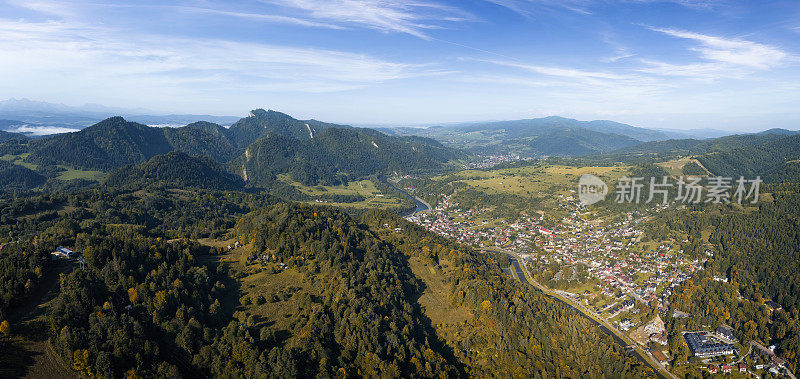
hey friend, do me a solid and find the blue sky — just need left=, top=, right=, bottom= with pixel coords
left=1, top=0, right=799, bottom=130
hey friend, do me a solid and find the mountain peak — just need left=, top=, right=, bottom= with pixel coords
left=248, top=109, right=268, bottom=118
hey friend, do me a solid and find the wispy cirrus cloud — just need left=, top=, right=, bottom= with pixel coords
left=164, top=6, right=347, bottom=30
left=649, top=27, right=786, bottom=68
left=0, top=19, right=445, bottom=102
left=262, top=0, right=474, bottom=39
left=482, top=59, right=628, bottom=81
left=482, top=0, right=721, bottom=16
left=640, top=27, right=788, bottom=80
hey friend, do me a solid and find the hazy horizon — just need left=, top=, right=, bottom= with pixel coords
left=2, top=0, right=799, bottom=131
left=2, top=97, right=799, bottom=135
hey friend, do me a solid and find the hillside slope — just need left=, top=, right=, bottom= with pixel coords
left=0, top=160, right=46, bottom=190
left=105, top=152, right=245, bottom=190
left=221, top=204, right=654, bottom=377
left=697, top=134, right=800, bottom=182
left=233, top=127, right=462, bottom=187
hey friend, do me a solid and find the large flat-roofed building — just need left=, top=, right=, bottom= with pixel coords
left=684, top=332, right=734, bottom=358
left=52, top=246, right=75, bottom=259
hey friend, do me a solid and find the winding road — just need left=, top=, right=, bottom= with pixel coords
left=489, top=247, right=675, bottom=379
left=387, top=181, right=672, bottom=377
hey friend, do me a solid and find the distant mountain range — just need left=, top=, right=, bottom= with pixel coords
left=2, top=108, right=461, bottom=191
left=0, top=98, right=240, bottom=134
left=380, top=116, right=799, bottom=158
left=2, top=98, right=798, bottom=192
left=380, top=116, right=678, bottom=157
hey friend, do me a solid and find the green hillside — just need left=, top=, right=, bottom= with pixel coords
left=233, top=127, right=463, bottom=187
left=225, top=109, right=343, bottom=148
left=105, top=152, right=245, bottom=190
left=697, top=134, right=800, bottom=182
left=0, top=159, right=46, bottom=190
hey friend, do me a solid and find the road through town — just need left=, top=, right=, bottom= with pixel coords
left=488, top=247, right=675, bottom=379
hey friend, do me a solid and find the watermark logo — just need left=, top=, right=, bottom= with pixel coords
left=578, top=174, right=608, bottom=206
left=578, top=175, right=762, bottom=206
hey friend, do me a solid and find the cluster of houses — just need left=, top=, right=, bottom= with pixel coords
left=524, top=199, right=704, bottom=316
left=405, top=194, right=541, bottom=249
left=465, top=154, right=530, bottom=169
left=707, top=363, right=747, bottom=374
left=750, top=341, right=792, bottom=376
left=407, top=192, right=706, bottom=327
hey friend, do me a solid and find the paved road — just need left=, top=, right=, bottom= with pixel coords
left=487, top=247, right=675, bottom=379
left=508, top=257, right=529, bottom=284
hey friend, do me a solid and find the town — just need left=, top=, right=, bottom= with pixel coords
left=404, top=189, right=795, bottom=377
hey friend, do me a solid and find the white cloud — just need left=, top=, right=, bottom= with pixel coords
left=0, top=19, right=444, bottom=106
left=468, top=58, right=640, bottom=85
left=263, top=0, right=474, bottom=39
left=482, top=0, right=593, bottom=16
left=640, top=27, right=789, bottom=80
left=482, top=0, right=721, bottom=16
left=649, top=27, right=786, bottom=69
left=3, top=0, right=76, bottom=17
left=169, top=6, right=346, bottom=30
left=5, top=124, right=80, bottom=136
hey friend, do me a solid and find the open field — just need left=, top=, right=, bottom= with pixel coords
left=2, top=153, right=106, bottom=181
left=434, top=164, right=630, bottom=197
left=1, top=153, right=38, bottom=170
left=408, top=257, right=473, bottom=325
left=657, top=157, right=710, bottom=176
left=280, top=175, right=409, bottom=210
left=200, top=238, right=317, bottom=332
left=55, top=166, right=106, bottom=181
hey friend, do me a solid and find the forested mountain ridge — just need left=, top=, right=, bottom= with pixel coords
left=105, top=152, right=245, bottom=190
left=233, top=126, right=463, bottom=187
left=23, top=117, right=181, bottom=170
left=0, top=160, right=46, bottom=190
left=582, top=131, right=799, bottom=165
left=4, top=110, right=461, bottom=191
left=451, top=116, right=675, bottom=142
left=381, top=116, right=660, bottom=157
left=18, top=110, right=343, bottom=171
left=225, top=108, right=344, bottom=147
left=0, top=129, right=26, bottom=142
left=696, top=134, right=800, bottom=182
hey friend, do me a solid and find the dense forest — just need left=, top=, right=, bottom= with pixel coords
left=650, top=184, right=800, bottom=369
left=105, top=152, right=245, bottom=191
left=697, top=134, right=800, bottom=182
left=0, top=129, right=26, bottom=142
left=0, top=183, right=654, bottom=377
left=233, top=127, right=461, bottom=187
left=0, top=160, right=46, bottom=191
left=2, top=110, right=460, bottom=194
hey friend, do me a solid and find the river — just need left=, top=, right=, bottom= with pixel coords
left=387, top=182, right=667, bottom=377
left=382, top=180, right=430, bottom=217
